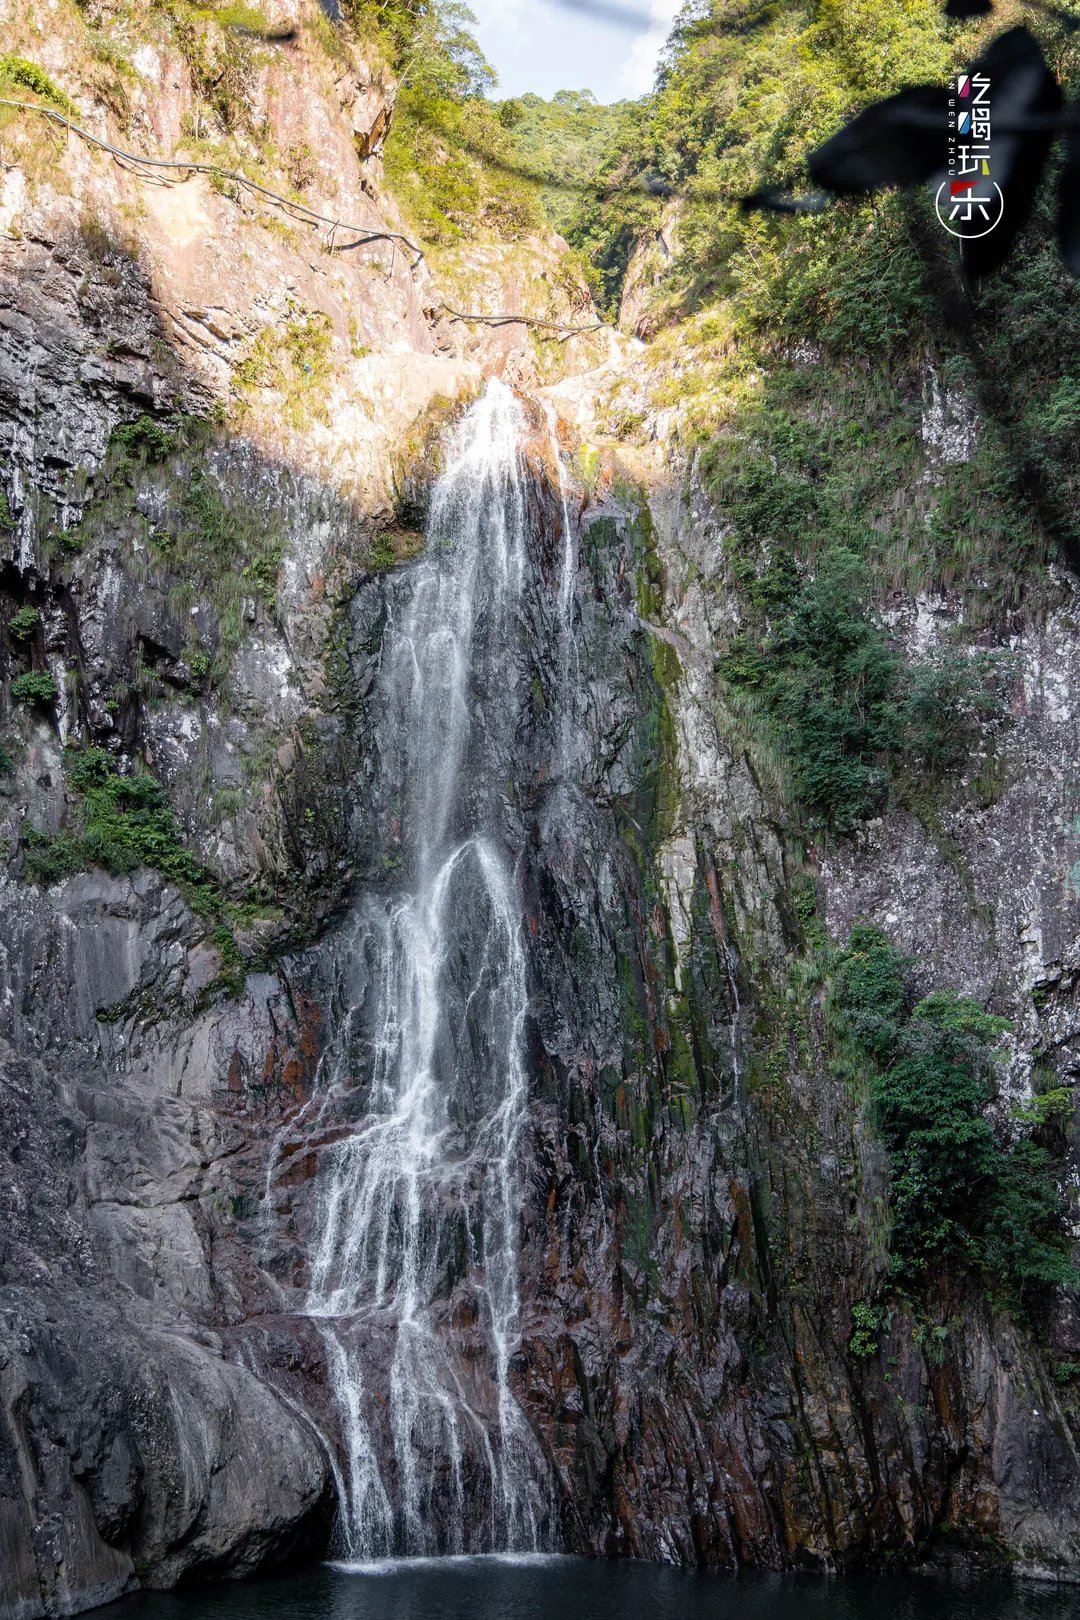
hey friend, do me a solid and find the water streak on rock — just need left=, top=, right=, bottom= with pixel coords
left=295, top=381, right=550, bottom=1559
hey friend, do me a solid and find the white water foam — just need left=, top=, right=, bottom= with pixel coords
left=273, top=381, right=551, bottom=1559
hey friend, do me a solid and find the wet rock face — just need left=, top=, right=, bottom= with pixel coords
left=0, top=877, right=337, bottom=1618
left=0, top=1294, right=333, bottom=1616
left=248, top=440, right=1002, bottom=1574
left=3, top=372, right=1080, bottom=1614
left=308, top=442, right=1080, bottom=1577
left=532, top=466, right=1080, bottom=1575
left=0, top=19, right=1079, bottom=1589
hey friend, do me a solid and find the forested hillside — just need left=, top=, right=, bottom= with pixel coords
left=495, top=89, right=638, bottom=235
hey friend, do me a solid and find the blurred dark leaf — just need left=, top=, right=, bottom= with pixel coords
left=543, top=0, right=653, bottom=22
left=944, top=0, right=993, bottom=18
left=228, top=22, right=298, bottom=39
left=1056, top=111, right=1080, bottom=273
left=959, top=27, right=1060, bottom=280
left=808, top=87, right=949, bottom=193
left=806, top=25, right=1061, bottom=279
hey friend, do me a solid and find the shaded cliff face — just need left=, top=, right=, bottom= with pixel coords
left=207, top=397, right=1080, bottom=1578
left=510, top=451, right=1080, bottom=1572
left=2, top=6, right=1080, bottom=1617
left=4, top=300, right=1080, bottom=1610
left=0, top=4, right=601, bottom=1611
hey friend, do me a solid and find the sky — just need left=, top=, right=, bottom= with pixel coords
left=467, top=0, right=683, bottom=105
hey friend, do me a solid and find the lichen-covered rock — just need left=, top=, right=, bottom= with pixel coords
left=0, top=1296, right=333, bottom=1616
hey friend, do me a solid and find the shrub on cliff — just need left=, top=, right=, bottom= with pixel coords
left=11, top=670, right=58, bottom=709
left=832, top=926, right=1078, bottom=1311
left=65, top=746, right=212, bottom=895
left=109, top=415, right=175, bottom=465
left=9, top=606, right=40, bottom=642
left=24, top=746, right=218, bottom=913
left=716, top=544, right=1008, bottom=833
left=0, top=55, right=78, bottom=118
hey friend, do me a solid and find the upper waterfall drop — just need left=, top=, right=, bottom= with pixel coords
left=287, top=378, right=552, bottom=1562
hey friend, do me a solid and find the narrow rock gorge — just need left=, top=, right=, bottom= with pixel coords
left=2, top=1, right=1080, bottom=1615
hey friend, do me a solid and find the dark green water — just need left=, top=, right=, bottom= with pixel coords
left=91, top=1556, right=1080, bottom=1620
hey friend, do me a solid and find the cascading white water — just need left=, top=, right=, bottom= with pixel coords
left=286, top=380, right=550, bottom=1561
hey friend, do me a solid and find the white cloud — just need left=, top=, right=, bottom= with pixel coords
left=468, top=0, right=538, bottom=88
left=620, top=0, right=682, bottom=96
left=468, top=0, right=681, bottom=103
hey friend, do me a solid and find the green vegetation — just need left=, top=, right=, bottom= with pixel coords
left=349, top=0, right=540, bottom=243
left=850, top=1300, right=888, bottom=1358
left=21, top=746, right=235, bottom=932
left=11, top=670, right=58, bottom=709
left=718, top=551, right=896, bottom=831
left=521, top=0, right=1071, bottom=834
left=557, top=0, right=954, bottom=325
left=171, top=3, right=264, bottom=134
left=366, top=527, right=425, bottom=571
left=976, top=185, right=1080, bottom=547
left=214, top=3, right=273, bottom=31
left=109, top=415, right=176, bottom=464
left=233, top=302, right=334, bottom=428
left=714, top=539, right=1010, bottom=831
left=39, top=415, right=282, bottom=691
left=144, top=459, right=284, bottom=673
left=181, top=468, right=278, bottom=579
left=494, top=89, right=638, bottom=238
left=831, top=926, right=1078, bottom=1313
left=0, top=491, right=12, bottom=533
left=559, top=108, right=662, bottom=317
left=0, top=54, right=79, bottom=117
left=706, top=375, right=1018, bottom=830
left=535, top=1, right=1080, bottom=570
left=9, top=606, right=40, bottom=642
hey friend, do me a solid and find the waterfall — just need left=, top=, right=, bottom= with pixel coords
left=287, top=380, right=551, bottom=1561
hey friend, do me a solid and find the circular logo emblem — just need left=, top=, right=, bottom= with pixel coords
left=935, top=180, right=1004, bottom=240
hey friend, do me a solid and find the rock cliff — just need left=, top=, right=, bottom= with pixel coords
left=1, top=1, right=1079, bottom=1615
